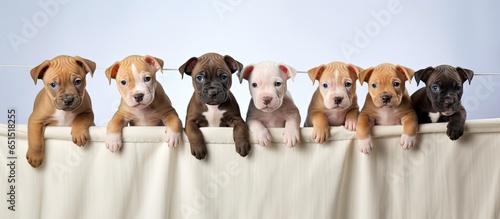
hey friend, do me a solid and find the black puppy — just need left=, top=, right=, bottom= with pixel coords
left=411, top=65, right=474, bottom=140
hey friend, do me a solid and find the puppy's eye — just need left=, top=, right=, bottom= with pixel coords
left=345, top=82, right=352, bottom=88
left=393, top=82, right=401, bottom=87
left=252, top=83, right=257, bottom=88
left=74, top=79, right=82, bottom=86
left=144, top=76, right=151, bottom=82
left=431, top=84, right=440, bottom=93
left=322, top=83, right=328, bottom=89
left=275, top=81, right=282, bottom=87
left=196, top=75, right=204, bottom=82
left=220, top=74, right=228, bottom=81
left=120, top=80, right=127, bottom=86
left=50, top=82, right=57, bottom=88
left=371, top=83, right=377, bottom=88
left=455, top=85, right=462, bottom=91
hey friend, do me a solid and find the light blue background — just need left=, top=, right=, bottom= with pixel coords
left=1, top=0, right=499, bottom=125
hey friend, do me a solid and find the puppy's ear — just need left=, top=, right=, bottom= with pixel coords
left=105, top=62, right=120, bottom=85
left=238, top=64, right=254, bottom=83
left=224, top=55, right=243, bottom=74
left=396, top=65, right=415, bottom=83
left=359, top=67, right=374, bottom=85
left=456, top=67, right=474, bottom=84
left=145, top=56, right=164, bottom=73
left=414, top=66, right=434, bottom=86
left=278, top=63, right=297, bottom=81
left=346, top=64, right=363, bottom=81
left=307, top=65, right=326, bottom=85
left=74, top=56, right=96, bottom=77
left=30, top=60, right=51, bottom=85
left=178, top=57, right=198, bottom=78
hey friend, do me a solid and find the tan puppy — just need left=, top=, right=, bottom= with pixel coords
left=356, top=63, right=418, bottom=154
left=105, top=55, right=182, bottom=152
left=304, top=62, right=363, bottom=144
left=27, top=55, right=96, bottom=167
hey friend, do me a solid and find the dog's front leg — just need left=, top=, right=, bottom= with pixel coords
left=162, top=111, right=183, bottom=148
left=71, top=109, right=94, bottom=146
left=400, top=112, right=418, bottom=149
left=283, top=111, right=301, bottom=147
left=185, top=119, right=207, bottom=159
left=232, top=117, right=251, bottom=157
left=105, top=113, right=127, bottom=152
left=344, top=107, right=359, bottom=131
left=356, top=113, right=374, bottom=154
left=446, top=105, right=466, bottom=140
left=27, top=119, right=46, bottom=167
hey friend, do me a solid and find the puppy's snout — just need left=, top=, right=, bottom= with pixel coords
left=382, top=95, right=392, bottom=103
left=334, top=97, right=343, bottom=105
left=207, top=88, right=220, bottom=98
left=263, top=97, right=273, bottom=105
left=444, top=99, right=455, bottom=108
left=134, top=93, right=144, bottom=102
left=62, top=95, right=74, bottom=106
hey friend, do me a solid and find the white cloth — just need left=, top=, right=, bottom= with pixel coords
left=1, top=119, right=499, bottom=219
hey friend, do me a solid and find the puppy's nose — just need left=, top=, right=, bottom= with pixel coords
left=207, top=89, right=219, bottom=98
left=134, top=93, right=144, bottom=102
left=334, top=97, right=343, bottom=105
left=382, top=95, right=392, bottom=103
left=444, top=99, right=454, bottom=108
left=62, top=95, right=74, bottom=106
left=263, top=97, right=273, bottom=105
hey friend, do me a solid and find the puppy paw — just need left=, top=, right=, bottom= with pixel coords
left=357, top=137, right=373, bottom=154
left=252, top=128, right=272, bottom=147
left=165, top=127, right=181, bottom=148
left=71, top=127, right=90, bottom=146
left=235, top=140, right=251, bottom=157
left=446, top=123, right=464, bottom=140
left=190, top=143, right=208, bottom=160
left=105, top=133, right=122, bottom=152
left=312, top=126, right=329, bottom=144
left=26, top=149, right=44, bottom=168
left=283, top=127, right=300, bottom=147
left=345, top=119, right=357, bottom=131
left=400, top=134, right=416, bottom=150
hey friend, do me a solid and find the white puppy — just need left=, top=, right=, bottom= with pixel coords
left=238, top=61, right=301, bottom=147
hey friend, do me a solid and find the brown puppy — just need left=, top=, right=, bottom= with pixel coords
left=411, top=65, right=474, bottom=140
left=356, top=63, right=418, bottom=154
left=179, top=52, right=251, bottom=159
left=105, top=55, right=182, bottom=152
left=27, top=55, right=96, bottom=167
left=304, top=61, right=363, bottom=144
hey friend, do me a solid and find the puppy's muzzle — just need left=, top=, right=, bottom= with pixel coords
left=57, top=94, right=81, bottom=110
left=334, top=97, right=343, bottom=105
left=263, top=97, right=273, bottom=106
left=382, top=94, right=392, bottom=103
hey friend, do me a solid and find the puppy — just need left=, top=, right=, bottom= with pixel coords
left=105, top=55, right=182, bottom=152
left=304, top=62, right=363, bottom=144
left=27, top=55, right=96, bottom=167
left=356, top=63, right=418, bottom=154
left=179, top=52, right=251, bottom=159
left=411, top=65, right=474, bottom=140
left=238, top=61, right=301, bottom=147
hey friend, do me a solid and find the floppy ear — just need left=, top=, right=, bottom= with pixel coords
left=414, top=66, right=434, bottom=86
left=30, top=60, right=51, bottom=85
left=307, top=65, right=326, bottom=85
left=456, top=67, right=474, bottom=84
left=346, top=64, right=363, bottom=81
left=278, top=63, right=297, bottom=81
left=105, top=62, right=120, bottom=85
left=359, top=67, right=374, bottom=86
left=178, top=57, right=198, bottom=78
left=74, top=56, right=96, bottom=77
left=223, top=55, right=243, bottom=74
left=238, top=64, right=254, bottom=83
left=395, top=65, right=415, bottom=83
left=144, top=55, right=164, bottom=73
